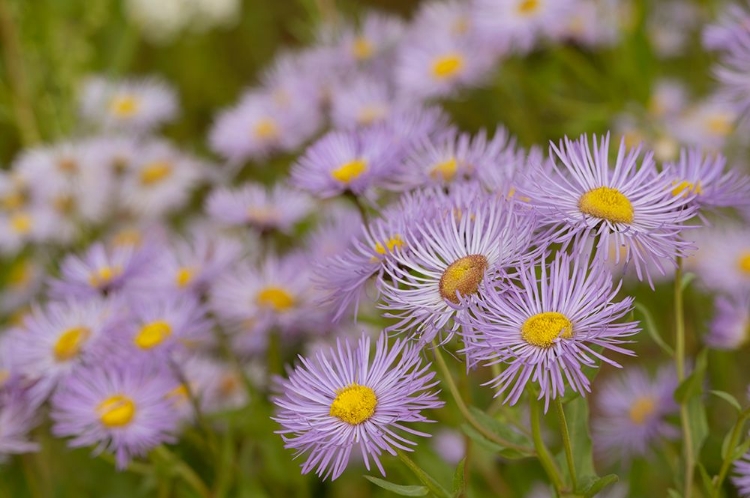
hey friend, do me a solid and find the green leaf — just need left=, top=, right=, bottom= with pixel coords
left=668, top=489, right=682, bottom=498
left=468, top=406, right=532, bottom=447
left=634, top=302, right=674, bottom=356
left=687, top=397, right=709, bottom=459
left=566, top=396, right=597, bottom=480
left=674, top=349, right=708, bottom=403
left=582, top=474, right=619, bottom=497
left=697, top=463, right=713, bottom=497
left=452, top=459, right=466, bottom=498
left=460, top=423, right=504, bottom=453
left=363, top=476, right=428, bottom=496
left=722, top=431, right=750, bottom=461
left=710, top=390, right=742, bottom=412
left=681, top=272, right=696, bottom=291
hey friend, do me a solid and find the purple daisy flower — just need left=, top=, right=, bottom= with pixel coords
left=461, top=252, right=638, bottom=409
left=715, top=31, right=750, bottom=121
left=205, top=182, right=312, bottom=233
left=592, top=365, right=679, bottom=463
left=733, top=451, right=750, bottom=497
left=668, top=95, right=739, bottom=151
left=291, top=128, right=398, bottom=199
left=272, top=331, right=444, bottom=480
left=304, top=204, right=363, bottom=262
left=705, top=292, right=750, bottom=350
left=0, top=384, right=40, bottom=461
left=51, top=360, right=179, bottom=469
left=330, top=76, right=406, bottom=129
left=527, top=133, right=698, bottom=286
left=704, top=2, right=750, bottom=51
left=692, top=225, right=750, bottom=294
left=380, top=189, right=536, bottom=343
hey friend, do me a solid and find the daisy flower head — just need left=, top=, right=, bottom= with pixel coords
left=304, top=204, right=362, bottom=262
left=51, top=359, right=179, bottom=469
left=692, top=225, right=750, bottom=294
left=551, top=0, right=623, bottom=48
left=669, top=96, right=739, bottom=151
left=0, top=205, right=58, bottom=255
left=79, top=75, right=178, bottom=133
left=734, top=451, right=750, bottom=497
left=205, top=181, right=312, bottom=233
left=703, top=2, right=750, bottom=51
left=272, top=331, right=444, bottom=480
left=705, top=292, right=750, bottom=350
left=411, top=0, right=476, bottom=43
left=715, top=31, right=750, bottom=122
left=330, top=76, right=405, bottom=129
left=380, top=190, right=537, bottom=343
left=461, top=252, right=638, bottom=409
left=333, top=11, right=405, bottom=69
left=0, top=384, right=40, bottom=461
left=528, top=133, right=698, bottom=287
left=291, top=127, right=398, bottom=199
left=592, top=365, right=679, bottom=463
left=647, top=0, right=700, bottom=58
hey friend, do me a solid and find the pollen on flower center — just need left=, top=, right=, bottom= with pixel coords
left=521, top=311, right=573, bottom=348
left=331, top=158, right=368, bottom=184
left=109, top=95, right=139, bottom=118
left=439, top=254, right=489, bottom=304
left=357, top=105, right=388, bottom=126
left=517, top=0, right=540, bottom=15
left=628, top=396, right=656, bottom=425
left=256, top=286, right=295, bottom=311
left=88, top=265, right=122, bottom=288
left=253, top=119, right=279, bottom=140
left=98, top=394, right=136, bottom=428
left=706, top=114, right=733, bottom=136
left=430, top=157, right=458, bottom=181
left=432, top=53, right=465, bottom=80
left=134, top=320, right=173, bottom=350
left=329, top=383, right=377, bottom=425
left=139, top=161, right=173, bottom=186
left=374, top=235, right=405, bottom=256
left=671, top=180, right=703, bottom=197
left=738, top=252, right=750, bottom=274
left=54, top=326, right=91, bottom=361
left=10, top=212, right=32, bottom=235
left=352, top=37, right=374, bottom=60
left=175, top=267, right=194, bottom=288
left=166, top=384, right=189, bottom=405
left=578, top=186, right=635, bottom=224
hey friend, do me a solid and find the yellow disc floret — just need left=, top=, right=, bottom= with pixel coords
left=175, top=267, right=194, bottom=288
left=671, top=180, right=703, bottom=198
left=432, top=53, right=465, bottom=80
left=578, top=186, right=635, bottom=224
left=628, top=396, right=656, bottom=425
left=98, top=394, right=136, bottom=428
left=439, top=255, right=489, bottom=304
left=329, top=384, right=377, bottom=425
left=331, top=159, right=368, bottom=184
left=256, top=286, right=295, bottom=311
left=352, top=37, right=374, bottom=60
left=134, top=320, right=173, bottom=350
left=253, top=119, right=279, bottom=140
left=109, top=95, right=140, bottom=118
left=430, top=157, right=458, bottom=181
left=139, top=161, right=173, bottom=186
left=53, top=326, right=91, bottom=361
left=521, top=312, right=573, bottom=348
left=517, top=0, right=540, bottom=15
left=88, top=265, right=122, bottom=288
left=738, top=252, right=750, bottom=275
left=10, top=212, right=32, bottom=235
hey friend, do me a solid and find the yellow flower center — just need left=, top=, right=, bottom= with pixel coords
left=432, top=53, right=465, bottom=80
left=439, top=255, right=489, bottom=304
left=139, top=161, right=173, bottom=186
left=521, top=312, right=573, bottom=348
left=329, top=384, right=377, bottom=425
left=175, top=267, right=194, bottom=288
left=10, top=212, right=32, bottom=234
left=352, top=37, right=374, bottom=60
left=738, top=252, right=750, bottom=274
left=706, top=114, right=734, bottom=136
left=88, top=265, right=122, bottom=288
left=256, top=286, right=295, bottom=311
left=133, top=320, right=172, bottom=350
left=112, top=229, right=142, bottom=248
left=109, top=95, right=139, bottom=118
left=57, top=158, right=78, bottom=173
left=1, top=191, right=25, bottom=211
left=53, top=326, right=91, bottom=361
left=628, top=396, right=656, bottom=425
left=253, top=119, right=279, bottom=140
left=167, top=384, right=189, bottom=403
left=517, top=0, right=540, bottom=15
left=578, top=186, right=634, bottom=224
left=357, top=105, right=388, bottom=126
left=374, top=235, right=405, bottom=256
left=98, top=394, right=136, bottom=428
left=331, top=158, right=368, bottom=184
left=219, top=373, right=240, bottom=397
left=671, top=180, right=703, bottom=198
left=54, top=194, right=75, bottom=214
left=430, top=157, right=458, bottom=181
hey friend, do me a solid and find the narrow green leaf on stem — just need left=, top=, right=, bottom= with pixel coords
left=712, top=408, right=750, bottom=498
left=452, top=458, right=466, bottom=498
left=710, top=390, right=742, bottom=413
left=396, top=450, right=452, bottom=498
left=363, top=475, right=428, bottom=497
left=554, top=397, right=578, bottom=491
left=634, top=302, right=674, bottom=356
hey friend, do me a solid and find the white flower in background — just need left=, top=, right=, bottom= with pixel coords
left=125, top=0, right=241, bottom=43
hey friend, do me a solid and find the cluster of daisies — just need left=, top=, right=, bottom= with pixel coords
left=1, top=0, right=750, bottom=496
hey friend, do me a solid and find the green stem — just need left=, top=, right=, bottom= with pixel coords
left=675, top=258, right=695, bottom=497
left=431, top=342, right=534, bottom=454
left=168, top=359, right=219, bottom=459
left=530, top=397, right=565, bottom=494
left=712, top=408, right=750, bottom=498
left=152, top=445, right=212, bottom=498
left=397, top=450, right=451, bottom=498
left=555, top=397, right=578, bottom=491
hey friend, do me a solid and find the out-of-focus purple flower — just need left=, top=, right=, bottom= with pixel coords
left=706, top=292, right=750, bottom=350
left=0, top=384, right=40, bottom=461
left=668, top=96, right=739, bottom=151
left=704, top=2, right=750, bottom=51
left=692, top=225, right=750, bottom=295
left=432, top=429, right=465, bottom=465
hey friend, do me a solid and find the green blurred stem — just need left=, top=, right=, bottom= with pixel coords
left=152, top=445, right=212, bottom=498
left=431, top=341, right=534, bottom=455
left=675, top=257, right=695, bottom=497
left=712, top=408, right=750, bottom=498
left=530, top=397, right=565, bottom=494
left=21, top=454, right=42, bottom=498
left=554, top=397, right=578, bottom=491
left=344, top=191, right=369, bottom=223
left=168, top=359, right=219, bottom=459
left=0, top=0, right=41, bottom=145
left=396, top=450, right=451, bottom=498
left=98, top=451, right=152, bottom=474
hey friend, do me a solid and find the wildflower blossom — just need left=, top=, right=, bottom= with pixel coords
left=706, top=292, right=750, bottom=350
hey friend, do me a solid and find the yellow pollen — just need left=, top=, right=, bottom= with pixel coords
left=8, top=260, right=31, bottom=288
left=578, top=186, right=634, bottom=224
left=10, top=212, right=32, bottom=234
left=109, top=95, right=139, bottom=118
left=357, top=105, right=388, bottom=126
left=98, top=395, right=136, bottom=428
left=134, top=320, right=172, bottom=350
left=166, top=384, right=189, bottom=405
left=671, top=180, right=703, bottom=198
left=1, top=191, right=25, bottom=211
left=521, top=312, right=573, bottom=348
left=88, top=265, right=122, bottom=288
left=256, top=286, right=295, bottom=311
left=139, top=161, right=173, bottom=186
left=738, top=252, right=750, bottom=274
left=329, top=384, right=377, bottom=425
left=175, top=267, right=194, bottom=288
left=112, top=229, right=142, bottom=247
left=331, top=158, right=368, bottom=184
left=432, top=53, right=465, bottom=80
left=706, top=114, right=734, bottom=136
left=374, top=235, right=405, bottom=256
left=430, top=157, right=458, bottom=181
left=53, top=326, right=91, bottom=361
left=352, top=37, right=374, bottom=60
left=253, top=119, right=279, bottom=140
left=628, top=396, right=656, bottom=425
left=517, top=0, right=540, bottom=15
left=439, top=255, right=489, bottom=304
